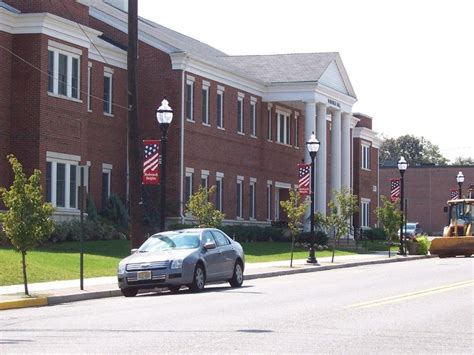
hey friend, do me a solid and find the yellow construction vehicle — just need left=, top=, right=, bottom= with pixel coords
left=429, top=199, right=474, bottom=258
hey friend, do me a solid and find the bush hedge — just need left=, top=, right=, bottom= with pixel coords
left=362, top=227, right=387, bottom=241
left=49, top=220, right=127, bottom=243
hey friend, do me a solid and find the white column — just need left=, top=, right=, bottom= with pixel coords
left=316, top=102, right=327, bottom=216
left=341, top=112, right=351, bottom=191
left=331, top=109, right=342, bottom=198
left=304, top=101, right=316, bottom=229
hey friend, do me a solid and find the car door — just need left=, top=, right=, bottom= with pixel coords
left=201, top=231, right=226, bottom=281
left=211, top=230, right=236, bottom=279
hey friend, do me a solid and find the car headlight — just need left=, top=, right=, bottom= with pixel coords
left=171, top=259, right=183, bottom=269
left=117, top=263, right=126, bottom=274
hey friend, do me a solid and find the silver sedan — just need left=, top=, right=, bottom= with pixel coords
left=117, top=228, right=245, bottom=297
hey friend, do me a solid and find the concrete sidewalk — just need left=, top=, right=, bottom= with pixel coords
left=0, top=253, right=432, bottom=310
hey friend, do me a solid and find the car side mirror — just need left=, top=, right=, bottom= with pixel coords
left=443, top=207, right=448, bottom=213
left=203, top=242, right=216, bottom=250
left=130, top=248, right=138, bottom=254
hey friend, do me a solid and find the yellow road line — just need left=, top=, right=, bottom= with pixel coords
left=346, top=280, right=474, bottom=309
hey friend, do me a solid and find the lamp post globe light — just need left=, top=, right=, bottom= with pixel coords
left=456, top=171, right=464, bottom=199
left=306, top=131, right=320, bottom=264
left=156, top=98, right=173, bottom=232
left=397, top=156, right=408, bottom=255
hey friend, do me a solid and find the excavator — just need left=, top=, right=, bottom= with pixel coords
left=429, top=198, right=474, bottom=258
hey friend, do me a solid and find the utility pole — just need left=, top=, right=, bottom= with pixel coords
left=128, top=0, right=143, bottom=248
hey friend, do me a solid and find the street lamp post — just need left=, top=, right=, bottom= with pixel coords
left=398, top=156, right=408, bottom=255
left=456, top=171, right=464, bottom=199
left=156, top=98, right=173, bottom=232
left=306, top=131, right=320, bottom=264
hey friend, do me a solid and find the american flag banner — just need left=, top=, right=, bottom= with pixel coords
left=298, top=164, right=311, bottom=197
left=143, top=140, right=160, bottom=185
left=390, top=179, right=401, bottom=202
left=450, top=189, right=459, bottom=200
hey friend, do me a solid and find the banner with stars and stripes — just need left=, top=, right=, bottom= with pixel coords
left=450, top=188, right=459, bottom=200
left=390, top=178, right=401, bottom=202
left=298, top=163, right=311, bottom=198
left=143, top=140, right=160, bottom=185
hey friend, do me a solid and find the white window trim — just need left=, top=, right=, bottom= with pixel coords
left=294, top=113, right=299, bottom=148
left=201, top=170, right=209, bottom=189
left=202, top=83, right=210, bottom=125
left=250, top=100, right=257, bottom=138
left=87, top=62, right=92, bottom=112
left=236, top=177, right=244, bottom=220
left=48, top=45, right=81, bottom=101
left=217, top=88, right=225, bottom=130
left=266, top=181, right=272, bottom=221
left=276, top=110, right=291, bottom=145
left=216, top=172, right=224, bottom=212
left=102, top=163, right=112, bottom=201
left=46, top=151, right=81, bottom=210
left=267, top=106, right=272, bottom=142
left=237, top=96, right=244, bottom=135
left=249, top=178, right=257, bottom=220
left=186, top=77, right=195, bottom=122
left=361, top=198, right=371, bottom=228
left=185, top=167, right=194, bottom=215
left=103, top=71, right=113, bottom=116
left=362, top=143, right=371, bottom=171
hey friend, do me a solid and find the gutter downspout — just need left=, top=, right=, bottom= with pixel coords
left=179, top=68, right=186, bottom=224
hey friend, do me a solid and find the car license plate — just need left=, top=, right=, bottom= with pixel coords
left=137, top=271, right=151, bottom=280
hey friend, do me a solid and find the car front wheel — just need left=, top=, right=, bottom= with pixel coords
left=189, top=264, right=205, bottom=292
left=121, top=287, right=138, bottom=297
left=229, top=261, right=243, bottom=288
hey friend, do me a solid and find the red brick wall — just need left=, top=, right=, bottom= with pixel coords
left=0, top=31, right=12, bottom=190
left=380, top=166, right=474, bottom=235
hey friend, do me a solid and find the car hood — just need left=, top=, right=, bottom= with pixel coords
left=120, top=249, right=196, bottom=264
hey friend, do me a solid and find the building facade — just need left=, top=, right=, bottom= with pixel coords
left=0, top=0, right=380, bottom=231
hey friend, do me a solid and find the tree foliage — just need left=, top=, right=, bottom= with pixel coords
left=319, top=188, right=359, bottom=262
left=0, top=155, right=55, bottom=295
left=380, top=134, right=448, bottom=166
left=280, top=189, right=309, bottom=267
left=452, top=156, right=474, bottom=166
left=376, top=195, right=403, bottom=256
left=185, top=185, right=224, bottom=228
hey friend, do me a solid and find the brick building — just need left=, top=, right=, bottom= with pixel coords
left=380, top=166, right=474, bottom=235
left=0, top=0, right=380, bottom=230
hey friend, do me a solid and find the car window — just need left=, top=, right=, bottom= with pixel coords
left=202, top=231, right=216, bottom=245
left=211, top=230, right=231, bottom=246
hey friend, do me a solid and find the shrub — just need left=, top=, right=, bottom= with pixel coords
left=262, top=227, right=285, bottom=242
left=101, top=194, right=128, bottom=229
left=295, top=231, right=328, bottom=246
left=362, top=227, right=386, bottom=241
left=415, top=235, right=430, bottom=255
left=86, top=195, right=98, bottom=221
left=49, top=220, right=126, bottom=243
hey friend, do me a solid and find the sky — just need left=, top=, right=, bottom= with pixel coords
left=137, top=0, right=474, bottom=163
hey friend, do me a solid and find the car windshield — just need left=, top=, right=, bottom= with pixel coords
left=138, top=233, right=201, bottom=252
left=405, top=224, right=416, bottom=231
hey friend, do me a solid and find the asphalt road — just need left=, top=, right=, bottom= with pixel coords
left=1, top=258, right=473, bottom=354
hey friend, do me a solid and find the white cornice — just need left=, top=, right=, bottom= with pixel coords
left=353, top=127, right=382, bottom=149
left=350, top=116, right=360, bottom=129
left=89, top=37, right=127, bottom=69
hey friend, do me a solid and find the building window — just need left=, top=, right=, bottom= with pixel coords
left=217, top=87, right=224, bottom=129
left=250, top=99, right=257, bottom=137
left=102, top=164, right=112, bottom=209
left=46, top=152, right=81, bottom=209
left=186, top=76, right=195, bottom=121
left=201, top=170, right=209, bottom=190
left=185, top=168, right=194, bottom=204
left=361, top=199, right=370, bottom=227
left=47, top=47, right=80, bottom=100
left=294, top=115, right=299, bottom=148
left=266, top=183, right=272, bottom=221
left=103, top=70, right=113, bottom=115
left=87, top=63, right=92, bottom=111
left=202, top=82, right=210, bottom=125
left=362, top=144, right=371, bottom=170
left=236, top=176, right=244, bottom=218
left=216, top=173, right=224, bottom=212
left=277, top=112, right=291, bottom=145
left=249, top=179, right=256, bottom=219
left=237, top=95, right=244, bottom=134
left=267, top=106, right=272, bottom=141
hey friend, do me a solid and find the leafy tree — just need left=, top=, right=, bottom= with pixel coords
left=186, top=185, right=224, bottom=228
left=280, top=189, right=309, bottom=267
left=380, top=134, right=448, bottom=166
left=0, top=155, right=55, bottom=295
left=376, top=195, right=403, bottom=257
left=452, top=156, right=474, bottom=165
left=320, top=188, right=359, bottom=263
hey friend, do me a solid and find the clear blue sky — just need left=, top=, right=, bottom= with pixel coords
left=138, top=0, right=474, bottom=162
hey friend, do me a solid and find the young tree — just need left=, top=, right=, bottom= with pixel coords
left=376, top=195, right=403, bottom=257
left=185, top=185, right=225, bottom=228
left=322, top=188, right=359, bottom=263
left=280, top=189, right=309, bottom=267
left=0, top=155, right=55, bottom=295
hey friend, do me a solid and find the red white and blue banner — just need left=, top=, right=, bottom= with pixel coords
left=298, top=163, right=311, bottom=197
left=450, top=188, right=459, bottom=200
left=390, top=178, right=401, bottom=202
left=143, top=140, right=160, bottom=185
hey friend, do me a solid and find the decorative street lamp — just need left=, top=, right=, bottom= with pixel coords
left=156, top=98, right=173, bottom=231
left=456, top=171, right=464, bottom=199
left=398, top=156, right=408, bottom=255
left=306, top=131, right=320, bottom=264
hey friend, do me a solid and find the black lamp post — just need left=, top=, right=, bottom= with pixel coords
left=156, top=98, right=173, bottom=232
left=306, top=131, right=320, bottom=264
left=456, top=171, right=464, bottom=199
left=398, top=156, right=408, bottom=255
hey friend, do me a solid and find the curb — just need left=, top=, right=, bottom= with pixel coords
left=1, top=255, right=433, bottom=310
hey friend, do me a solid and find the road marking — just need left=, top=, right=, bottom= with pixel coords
left=346, top=280, right=474, bottom=309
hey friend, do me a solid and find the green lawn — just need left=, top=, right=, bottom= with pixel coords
left=0, top=240, right=361, bottom=286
